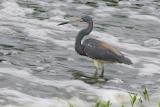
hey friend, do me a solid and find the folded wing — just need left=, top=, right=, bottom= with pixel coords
left=83, top=39, right=132, bottom=64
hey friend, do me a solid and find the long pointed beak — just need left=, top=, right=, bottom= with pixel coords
left=57, top=18, right=83, bottom=26
left=57, top=21, right=69, bottom=25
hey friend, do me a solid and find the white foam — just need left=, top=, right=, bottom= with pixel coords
left=0, top=67, right=64, bottom=87
left=51, top=1, right=68, bottom=7
left=51, top=39, right=74, bottom=47
left=129, top=15, right=160, bottom=22
left=0, top=88, right=42, bottom=104
left=23, top=24, right=75, bottom=47
left=67, top=57, right=74, bottom=61
left=95, top=6, right=118, bottom=13
left=118, top=43, right=160, bottom=52
left=50, top=9, right=66, bottom=16
left=76, top=5, right=93, bottom=10
left=0, top=26, right=16, bottom=34
left=0, top=67, right=131, bottom=106
left=122, top=38, right=137, bottom=44
left=24, top=27, right=53, bottom=41
left=0, top=1, right=33, bottom=17
left=94, top=89, right=130, bottom=105
left=66, top=0, right=74, bottom=3
left=50, top=16, right=68, bottom=21
left=92, top=31, right=119, bottom=43
left=0, top=68, right=32, bottom=78
left=144, top=39, right=160, bottom=47
left=139, top=63, right=160, bottom=76
left=140, top=56, right=160, bottom=64
left=118, top=1, right=132, bottom=7
left=93, top=6, right=117, bottom=17
left=0, top=88, right=90, bottom=107
left=108, top=78, right=124, bottom=84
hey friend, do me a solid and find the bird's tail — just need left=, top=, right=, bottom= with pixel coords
left=120, top=56, right=132, bottom=65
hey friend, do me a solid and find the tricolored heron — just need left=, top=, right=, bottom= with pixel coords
left=58, top=16, right=132, bottom=77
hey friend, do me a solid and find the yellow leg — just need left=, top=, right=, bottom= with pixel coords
left=93, top=59, right=104, bottom=77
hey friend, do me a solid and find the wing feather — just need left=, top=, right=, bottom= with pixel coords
left=83, top=38, right=123, bottom=63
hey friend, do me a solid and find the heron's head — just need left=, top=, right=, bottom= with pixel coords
left=81, top=16, right=92, bottom=23
left=58, top=15, right=93, bottom=25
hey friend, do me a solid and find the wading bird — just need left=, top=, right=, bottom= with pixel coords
left=58, top=16, right=132, bottom=77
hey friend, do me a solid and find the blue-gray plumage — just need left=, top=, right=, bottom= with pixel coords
left=58, top=16, right=132, bottom=77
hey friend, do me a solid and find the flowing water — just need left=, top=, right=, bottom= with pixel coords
left=0, top=0, right=160, bottom=107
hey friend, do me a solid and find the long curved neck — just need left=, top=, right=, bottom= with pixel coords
left=75, top=20, right=93, bottom=55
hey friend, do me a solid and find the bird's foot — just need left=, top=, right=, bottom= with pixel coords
left=93, top=69, right=105, bottom=79
left=99, top=71, right=104, bottom=78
